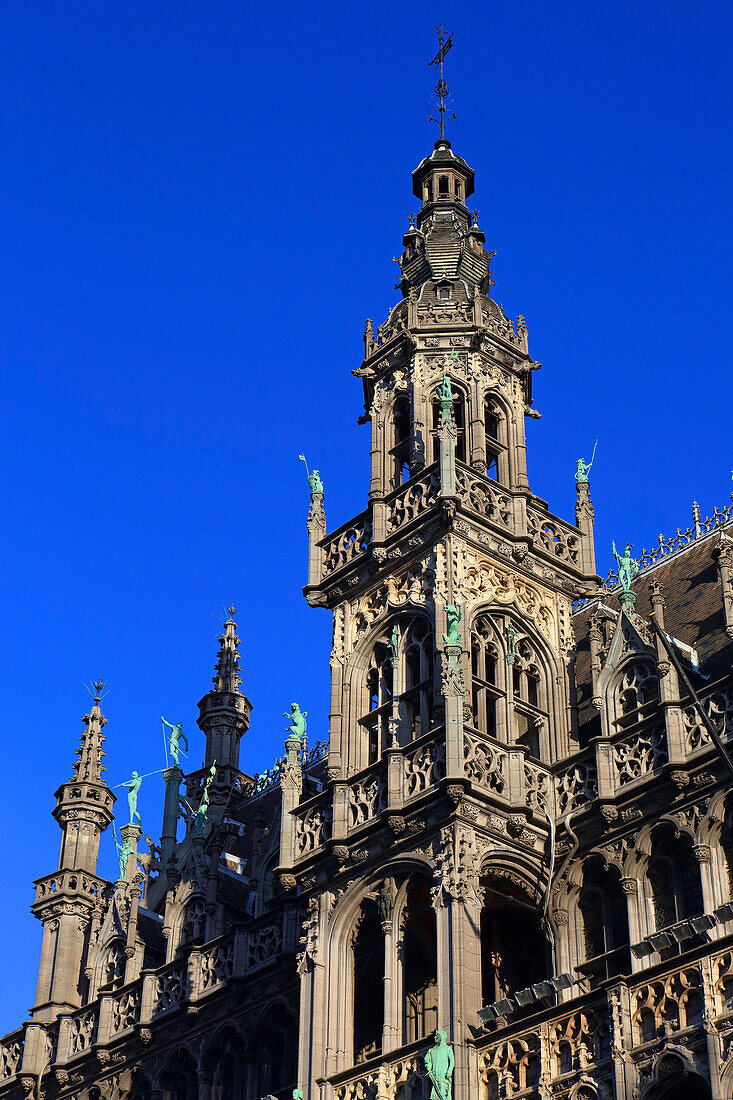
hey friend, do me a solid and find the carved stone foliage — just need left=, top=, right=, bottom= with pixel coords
left=404, top=741, right=445, bottom=800
left=463, top=731, right=507, bottom=795
left=556, top=760, right=598, bottom=814
left=349, top=557, right=435, bottom=650
left=441, top=650, right=466, bottom=697
left=613, top=725, right=668, bottom=787
left=478, top=1034, right=541, bottom=1097
left=431, top=826, right=483, bottom=908
left=348, top=770, right=386, bottom=829
left=684, top=689, right=733, bottom=753
left=0, top=1034, right=23, bottom=1079
left=297, top=897, right=320, bottom=973
left=631, top=966, right=704, bottom=1045
left=460, top=551, right=558, bottom=651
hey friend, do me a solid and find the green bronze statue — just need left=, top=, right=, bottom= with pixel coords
left=113, top=825, right=133, bottom=879
left=378, top=877, right=396, bottom=924
left=504, top=621, right=518, bottom=665
left=193, top=762, right=216, bottom=837
left=121, top=771, right=143, bottom=827
left=299, top=454, right=323, bottom=494
left=424, top=1030, right=455, bottom=1100
left=443, top=604, right=462, bottom=646
left=438, top=374, right=453, bottom=422
left=575, top=439, right=597, bottom=483
left=284, top=702, right=307, bottom=740
left=161, top=716, right=188, bottom=768
left=612, top=540, right=639, bottom=592
left=388, top=624, right=399, bottom=666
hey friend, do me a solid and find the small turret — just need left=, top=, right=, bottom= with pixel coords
left=31, top=683, right=115, bottom=1022
left=197, top=609, right=252, bottom=780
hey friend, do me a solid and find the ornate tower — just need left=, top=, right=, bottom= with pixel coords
left=31, top=683, right=115, bottom=1022
left=292, top=84, right=600, bottom=1097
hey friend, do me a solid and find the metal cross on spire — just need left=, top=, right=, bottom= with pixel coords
left=428, top=25, right=456, bottom=140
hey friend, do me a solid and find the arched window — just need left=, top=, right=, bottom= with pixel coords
left=353, top=899, right=385, bottom=1063
left=403, top=878, right=437, bottom=1043
left=100, top=938, right=126, bottom=991
left=480, top=875, right=549, bottom=1005
left=390, top=395, right=411, bottom=489
left=253, top=1005, right=297, bottom=1099
left=180, top=898, right=206, bottom=949
left=483, top=397, right=506, bottom=483
left=438, top=175, right=449, bottom=196
left=614, top=662, right=659, bottom=730
left=205, top=1030, right=245, bottom=1100
left=468, top=613, right=550, bottom=759
left=648, top=828, right=704, bottom=940
left=577, top=860, right=630, bottom=986
left=360, top=621, right=434, bottom=763
left=161, top=1050, right=198, bottom=1100
left=471, top=619, right=499, bottom=739
left=361, top=639, right=393, bottom=765
left=431, top=385, right=466, bottom=464
left=721, top=806, right=733, bottom=899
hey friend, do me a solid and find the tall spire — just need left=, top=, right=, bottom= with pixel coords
left=211, top=608, right=242, bottom=694
left=72, top=678, right=107, bottom=782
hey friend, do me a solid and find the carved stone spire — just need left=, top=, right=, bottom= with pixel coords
left=197, top=608, right=252, bottom=775
left=72, top=678, right=107, bottom=782
left=211, top=609, right=242, bottom=694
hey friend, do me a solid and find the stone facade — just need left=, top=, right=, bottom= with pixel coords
left=1, top=136, right=733, bottom=1100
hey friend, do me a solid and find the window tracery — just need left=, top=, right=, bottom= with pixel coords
left=359, top=620, right=434, bottom=763
left=647, top=828, right=704, bottom=947
left=613, top=661, right=659, bottom=730
left=430, top=384, right=466, bottom=464
left=576, top=860, right=630, bottom=986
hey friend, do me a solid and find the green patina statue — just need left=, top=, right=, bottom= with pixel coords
left=438, top=374, right=453, bottom=422
left=161, top=716, right=188, bottom=768
left=121, top=772, right=143, bottom=827
left=505, top=621, right=518, bottom=665
left=388, top=624, right=399, bottom=665
left=113, top=826, right=133, bottom=879
left=299, top=454, right=323, bottom=494
left=193, top=762, right=216, bottom=837
left=575, top=439, right=598, bottom=483
left=284, top=703, right=307, bottom=740
left=424, top=1030, right=455, bottom=1100
left=443, top=604, right=462, bottom=646
left=612, top=540, right=639, bottom=592
left=378, top=877, right=396, bottom=924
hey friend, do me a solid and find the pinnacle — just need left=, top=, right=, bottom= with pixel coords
left=211, top=612, right=242, bottom=694
left=72, top=698, right=108, bottom=784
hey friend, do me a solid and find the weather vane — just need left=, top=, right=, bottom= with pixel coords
left=428, top=26, right=456, bottom=140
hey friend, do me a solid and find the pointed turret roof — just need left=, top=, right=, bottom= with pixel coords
left=72, top=678, right=108, bottom=783
left=211, top=608, right=242, bottom=694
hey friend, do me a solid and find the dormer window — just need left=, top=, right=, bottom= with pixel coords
left=437, top=284, right=450, bottom=300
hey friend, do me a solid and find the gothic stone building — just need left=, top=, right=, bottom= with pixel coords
left=1, top=137, right=733, bottom=1100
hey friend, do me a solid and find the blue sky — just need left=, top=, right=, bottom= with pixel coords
left=0, top=0, right=730, bottom=1030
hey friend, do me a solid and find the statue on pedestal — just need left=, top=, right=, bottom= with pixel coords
left=424, top=1030, right=455, bottom=1100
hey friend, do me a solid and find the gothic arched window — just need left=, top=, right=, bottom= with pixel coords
left=253, top=1005, right=297, bottom=1099
left=403, top=877, right=437, bottom=1043
left=100, top=938, right=126, bottom=991
left=390, top=395, right=411, bottom=490
left=353, top=898, right=385, bottom=1063
left=430, top=385, right=466, bottom=465
left=180, top=898, right=206, bottom=949
left=480, top=875, right=549, bottom=1006
left=468, top=613, right=549, bottom=760
left=648, top=828, right=704, bottom=937
left=614, top=662, right=659, bottom=730
left=483, top=397, right=507, bottom=483
left=577, top=859, right=630, bottom=986
left=360, top=620, right=434, bottom=764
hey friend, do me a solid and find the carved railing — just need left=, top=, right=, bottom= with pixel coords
left=332, top=1045, right=428, bottom=1100
left=683, top=687, right=733, bottom=755
left=293, top=793, right=332, bottom=859
left=109, top=985, right=140, bottom=1036
left=523, top=759, right=552, bottom=813
left=153, top=958, right=187, bottom=1015
left=199, top=938, right=234, bottom=990
left=526, top=504, right=581, bottom=569
left=321, top=511, right=372, bottom=578
left=403, top=734, right=445, bottom=801
left=34, top=870, right=105, bottom=905
left=555, top=752, right=598, bottom=814
left=385, top=466, right=440, bottom=536
left=455, top=463, right=513, bottom=532
left=348, top=759, right=387, bottom=831
left=0, top=1032, right=23, bottom=1081
left=629, top=961, right=704, bottom=1047
left=67, top=1007, right=97, bottom=1057
left=245, top=915, right=284, bottom=970
left=611, top=723, right=668, bottom=789
left=462, top=727, right=508, bottom=798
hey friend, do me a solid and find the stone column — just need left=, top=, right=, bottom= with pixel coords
left=574, top=479, right=597, bottom=577
left=442, top=642, right=466, bottom=780
left=434, top=889, right=483, bottom=1100
left=438, top=386, right=457, bottom=499
left=650, top=581, right=687, bottom=765
left=306, top=489, right=326, bottom=590
left=160, top=766, right=183, bottom=870
left=381, top=905, right=400, bottom=1054
left=278, top=737, right=303, bottom=869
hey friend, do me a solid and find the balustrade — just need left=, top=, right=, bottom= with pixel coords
left=455, top=464, right=513, bottom=532
left=385, top=468, right=440, bottom=536
left=321, top=513, right=372, bottom=578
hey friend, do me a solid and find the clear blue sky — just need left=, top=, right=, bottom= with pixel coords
left=0, top=0, right=730, bottom=1031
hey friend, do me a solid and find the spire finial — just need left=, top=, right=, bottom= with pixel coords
left=74, top=689, right=109, bottom=783
left=428, top=26, right=456, bottom=141
left=212, top=613, right=242, bottom=694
